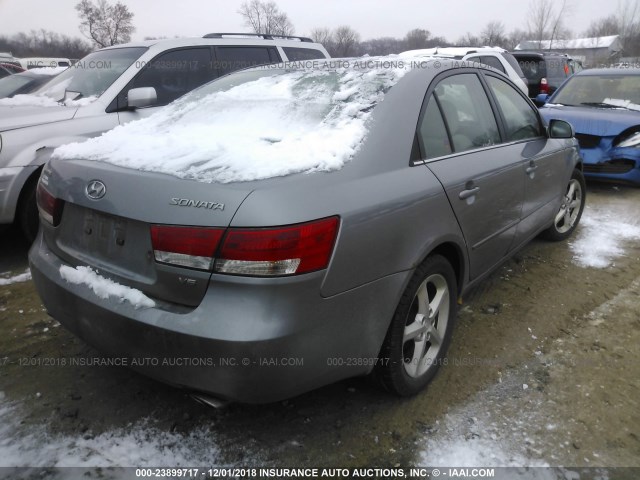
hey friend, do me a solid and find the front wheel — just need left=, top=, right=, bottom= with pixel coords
left=375, top=255, right=457, bottom=396
left=17, top=176, right=39, bottom=244
left=543, top=168, right=586, bottom=241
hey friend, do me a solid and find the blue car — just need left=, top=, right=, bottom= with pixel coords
left=538, top=68, right=640, bottom=185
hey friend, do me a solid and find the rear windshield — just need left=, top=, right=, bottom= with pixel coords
left=517, top=56, right=547, bottom=81
left=54, top=62, right=413, bottom=183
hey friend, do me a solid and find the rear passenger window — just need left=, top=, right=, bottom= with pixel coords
left=486, top=76, right=541, bottom=141
left=127, top=48, right=214, bottom=107
left=214, top=47, right=279, bottom=76
left=480, top=56, right=505, bottom=73
left=282, top=47, right=326, bottom=61
left=418, top=96, right=452, bottom=159
left=433, top=74, right=500, bottom=153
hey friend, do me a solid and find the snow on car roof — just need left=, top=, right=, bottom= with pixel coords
left=53, top=58, right=416, bottom=184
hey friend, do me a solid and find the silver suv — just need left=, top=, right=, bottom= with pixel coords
left=401, top=46, right=529, bottom=96
left=0, top=34, right=329, bottom=240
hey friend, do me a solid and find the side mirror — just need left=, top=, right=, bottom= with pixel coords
left=548, top=119, right=574, bottom=139
left=535, top=93, right=549, bottom=107
left=127, top=87, right=157, bottom=109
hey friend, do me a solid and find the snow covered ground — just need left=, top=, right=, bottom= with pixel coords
left=570, top=203, right=640, bottom=268
left=0, top=392, right=226, bottom=472
left=0, top=268, right=32, bottom=286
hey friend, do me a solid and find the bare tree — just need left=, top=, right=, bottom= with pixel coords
left=481, top=21, right=507, bottom=47
left=456, top=32, right=480, bottom=46
left=75, top=0, right=134, bottom=48
left=526, top=0, right=572, bottom=49
left=310, top=27, right=332, bottom=45
left=238, top=0, right=294, bottom=36
left=333, top=25, right=360, bottom=57
left=359, top=37, right=405, bottom=56
left=405, top=28, right=431, bottom=50
left=585, top=15, right=620, bottom=37
left=0, top=30, right=91, bottom=58
left=527, top=0, right=554, bottom=48
left=505, top=28, right=528, bottom=50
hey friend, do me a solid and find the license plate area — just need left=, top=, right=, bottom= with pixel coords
left=56, top=204, right=155, bottom=283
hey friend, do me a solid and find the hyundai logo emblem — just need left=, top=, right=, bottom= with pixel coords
left=86, top=180, right=106, bottom=200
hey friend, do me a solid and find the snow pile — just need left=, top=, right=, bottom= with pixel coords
left=59, top=266, right=155, bottom=309
left=421, top=411, right=551, bottom=469
left=0, top=94, right=97, bottom=108
left=0, top=268, right=32, bottom=286
left=0, top=394, right=223, bottom=469
left=570, top=205, right=640, bottom=268
left=53, top=63, right=412, bottom=183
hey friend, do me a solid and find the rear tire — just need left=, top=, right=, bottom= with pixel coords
left=375, top=255, right=457, bottom=396
left=543, top=168, right=586, bottom=242
left=17, top=176, right=39, bottom=244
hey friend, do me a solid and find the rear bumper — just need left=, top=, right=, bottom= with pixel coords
left=29, top=232, right=407, bottom=403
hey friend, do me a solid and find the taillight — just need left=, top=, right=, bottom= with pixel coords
left=150, top=225, right=224, bottom=270
left=540, top=77, right=549, bottom=94
left=149, top=217, right=340, bottom=276
left=215, top=217, right=339, bottom=276
left=36, top=182, right=63, bottom=226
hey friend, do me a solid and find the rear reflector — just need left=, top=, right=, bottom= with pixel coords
left=36, top=181, right=63, bottom=226
left=215, top=216, right=339, bottom=276
left=150, top=225, right=224, bottom=270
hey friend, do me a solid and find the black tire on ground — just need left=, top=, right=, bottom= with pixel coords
left=543, top=168, right=586, bottom=242
left=17, top=175, right=40, bottom=244
left=375, top=254, right=457, bottom=396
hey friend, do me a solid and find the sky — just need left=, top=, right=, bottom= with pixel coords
left=0, top=0, right=615, bottom=43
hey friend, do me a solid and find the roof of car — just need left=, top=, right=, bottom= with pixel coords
left=511, top=51, right=572, bottom=58
left=576, top=67, right=640, bottom=76
left=401, top=46, right=507, bottom=57
left=102, top=34, right=324, bottom=51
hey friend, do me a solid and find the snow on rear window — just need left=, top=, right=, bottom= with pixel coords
left=53, top=63, right=412, bottom=183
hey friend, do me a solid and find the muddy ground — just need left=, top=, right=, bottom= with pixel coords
left=0, top=182, right=639, bottom=473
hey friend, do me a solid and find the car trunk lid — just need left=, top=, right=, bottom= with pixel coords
left=41, top=158, right=253, bottom=307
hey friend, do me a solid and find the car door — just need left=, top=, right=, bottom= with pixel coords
left=418, top=72, right=525, bottom=280
left=483, top=73, right=567, bottom=247
left=115, top=47, right=216, bottom=124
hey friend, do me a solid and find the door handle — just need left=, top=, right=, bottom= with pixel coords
left=459, top=186, right=480, bottom=200
left=526, top=165, right=538, bottom=174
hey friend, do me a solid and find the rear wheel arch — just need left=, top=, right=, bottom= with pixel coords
left=423, top=241, right=466, bottom=296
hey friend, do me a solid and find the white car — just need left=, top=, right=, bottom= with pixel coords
left=401, top=47, right=529, bottom=96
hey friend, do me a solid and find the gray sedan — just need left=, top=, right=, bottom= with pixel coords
left=29, top=58, right=585, bottom=403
